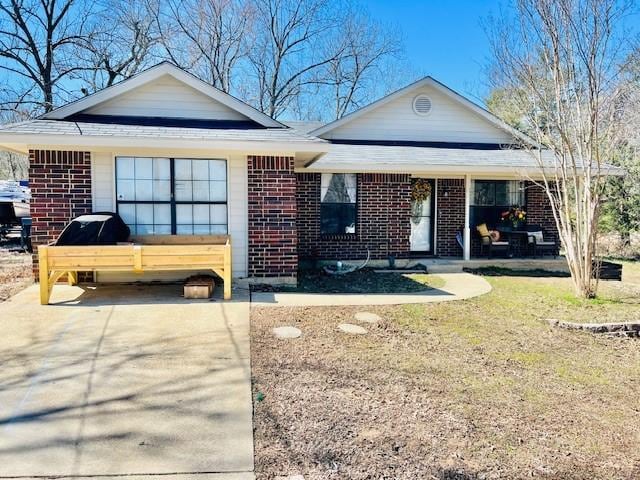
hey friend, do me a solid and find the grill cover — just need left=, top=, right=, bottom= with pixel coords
left=55, top=212, right=130, bottom=246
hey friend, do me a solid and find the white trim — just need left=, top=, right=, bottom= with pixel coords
left=299, top=163, right=624, bottom=178
left=41, top=62, right=284, bottom=128
left=310, top=77, right=538, bottom=147
left=463, top=174, right=471, bottom=261
left=110, top=153, right=117, bottom=211
left=300, top=164, right=555, bottom=177
left=0, top=132, right=327, bottom=154
left=433, top=180, right=438, bottom=256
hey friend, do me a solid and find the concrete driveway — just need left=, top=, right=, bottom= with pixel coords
left=0, top=283, right=254, bottom=479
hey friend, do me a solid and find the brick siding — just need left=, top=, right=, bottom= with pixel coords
left=247, top=155, right=298, bottom=278
left=436, top=178, right=465, bottom=257
left=296, top=173, right=411, bottom=260
left=29, top=150, right=92, bottom=278
left=526, top=181, right=559, bottom=243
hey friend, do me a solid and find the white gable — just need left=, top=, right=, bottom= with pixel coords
left=42, top=62, right=283, bottom=127
left=84, top=74, right=249, bottom=121
left=315, top=80, right=520, bottom=145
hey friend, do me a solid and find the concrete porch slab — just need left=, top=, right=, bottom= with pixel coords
left=420, top=257, right=569, bottom=274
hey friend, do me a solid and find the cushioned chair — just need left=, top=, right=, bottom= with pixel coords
left=476, top=223, right=510, bottom=258
left=526, top=224, right=558, bottom=258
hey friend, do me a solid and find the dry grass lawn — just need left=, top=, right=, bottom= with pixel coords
left=251, top=265, right=640, bottom=480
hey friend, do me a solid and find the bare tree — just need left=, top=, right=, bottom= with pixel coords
left=487, top=0, right=635, bottom=298
left=77, top=0, right=160, bottom=91
left=247, top=0, right=345, bottom=118
left=0, top=150, right=27, bottom=180
left=0, top=0, right=95, bottom=112
left=154, top=0, right=252, bottom=93
left=323, top=11, right=402, bottom=119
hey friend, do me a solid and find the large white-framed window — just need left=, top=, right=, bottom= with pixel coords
left=115, top=156, right=228, bottom=235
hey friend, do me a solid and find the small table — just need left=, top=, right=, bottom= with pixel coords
left=496, top=228, right=530, bottom=258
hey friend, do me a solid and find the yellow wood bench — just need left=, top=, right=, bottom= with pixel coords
left=38, top=235, right=232, bottom=304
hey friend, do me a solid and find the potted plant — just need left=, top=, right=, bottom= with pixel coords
left=501, top=206, right=527, bottom=230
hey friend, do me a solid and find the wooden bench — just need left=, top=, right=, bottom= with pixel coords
left=38, top=235, right=232, bottom=304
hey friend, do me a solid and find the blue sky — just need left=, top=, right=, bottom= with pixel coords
left=367, top=0, right=502, bottom=104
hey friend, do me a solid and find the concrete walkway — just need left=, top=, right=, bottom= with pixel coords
left=251, top=272, right=492, bottom=307
left=0, top=283, right=254, bottom=479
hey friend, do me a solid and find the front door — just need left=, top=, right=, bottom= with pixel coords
left=410, top=179, right=434, bottom=253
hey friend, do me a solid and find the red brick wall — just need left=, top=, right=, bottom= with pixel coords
left=247, top=155, right=297, bottom=278
left=296, top=173, right=411, bottom=260
left=29, top=150, right=92, bottom=277
left=526, top=181, right=559, bottom=243
left=436, top=178, right=465, bottom=257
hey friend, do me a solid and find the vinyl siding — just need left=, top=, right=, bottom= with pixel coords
left=321, top=85, right=515, bottom=144
left=84, top=74, right=249, bottom=121
left=92, top=152, right=248, bottom=281
left=91, top=152, right=115, bottom=212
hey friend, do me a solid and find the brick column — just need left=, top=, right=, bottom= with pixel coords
left=247, top=155, right=297, bottom=281
left=29, top=150, right=92, bottom=278
left=436, top=178, right=465, bottom=257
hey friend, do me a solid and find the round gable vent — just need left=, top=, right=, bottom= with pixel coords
left=412, top=94, right=432, bottom=116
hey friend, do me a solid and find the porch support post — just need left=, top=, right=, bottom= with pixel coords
left=463, top=174, right=471, bottom=260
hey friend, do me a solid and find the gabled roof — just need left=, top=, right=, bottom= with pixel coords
left=41, top=62, right=284, bottom=128
left=310, top=76, right=538, bottom=147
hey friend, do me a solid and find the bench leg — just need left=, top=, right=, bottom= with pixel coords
left=39, top=267, right=50, bottom=305
left=67, top=271, right=78, bottom=286
left=223, top=280, right=231, bottom=300
left=39, top=246, right=50, bottom=305
left=223, top=242, right=232, bottom=300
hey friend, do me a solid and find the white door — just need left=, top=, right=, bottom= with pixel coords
left=410, top=188, right=433, bottom=253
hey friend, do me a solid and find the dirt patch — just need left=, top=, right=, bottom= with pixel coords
left=0, top=243, right=32, bottom=301
left=254, top=268, right=445, bottom=294
left=252, top=272, right=640, bottom=479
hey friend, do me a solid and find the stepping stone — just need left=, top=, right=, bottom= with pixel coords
left=273, top=326, right=302, bottom=339
left=338, top=323, right=367, bottom=335
left=354, top=311, right=381, bottom=323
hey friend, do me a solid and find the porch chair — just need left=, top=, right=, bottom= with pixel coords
left=476, top=223, right=510, bottom=259
left=526, top=224, right=558, bottom=258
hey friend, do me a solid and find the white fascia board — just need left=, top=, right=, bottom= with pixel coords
left=0, top=133, right=328, bottom=155
left=41, top=63, right=284, bottom=128
left=300, top=163, right=538, bottom=175
left=299, top=163, right=624, bottom=177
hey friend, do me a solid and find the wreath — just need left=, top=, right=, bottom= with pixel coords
left=411, top=179, right=432, bottom=203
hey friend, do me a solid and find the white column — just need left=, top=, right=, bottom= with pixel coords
left=463, top=174, right=471, bottom=261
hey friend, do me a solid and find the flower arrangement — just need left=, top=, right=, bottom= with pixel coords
left=411, top=179, right=432, bottom=203
left=501, top=206, right=527, bottom=228
left=411, top=179, right=432, bottom=224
